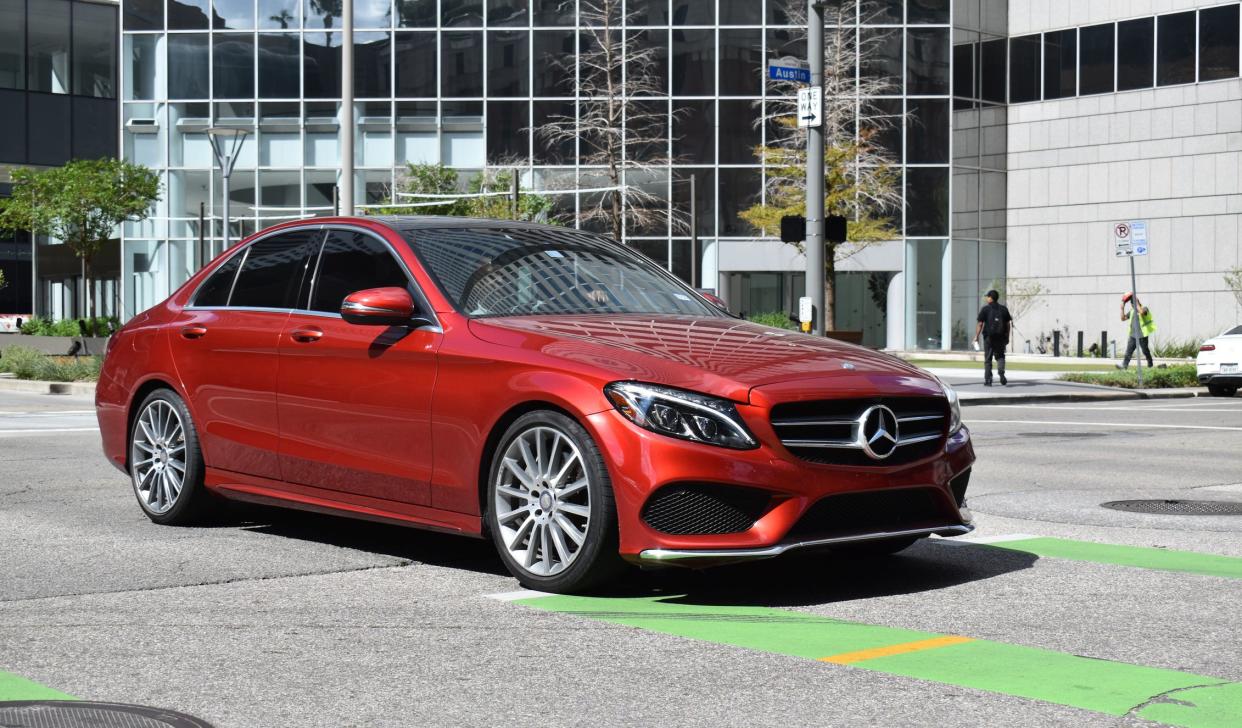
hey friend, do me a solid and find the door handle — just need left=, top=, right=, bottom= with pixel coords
left=180, top=325, right=208, bottom=339
left=290, top=327, right=323, bottom=343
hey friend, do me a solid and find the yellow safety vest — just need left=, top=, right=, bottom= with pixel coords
left=1125, top=308, right=1156, bottom=338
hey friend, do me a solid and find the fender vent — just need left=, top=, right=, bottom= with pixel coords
left=641, top=483, right=770, bottom=536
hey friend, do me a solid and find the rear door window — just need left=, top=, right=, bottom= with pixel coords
left=229, top=229, right=323, bottom=309
left=308, top=229, right=412, bottom=313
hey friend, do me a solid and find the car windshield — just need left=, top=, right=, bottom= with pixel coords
left=403, top=227, right=720, bottom=318
left=1226, top=325, right=1242, bottom=336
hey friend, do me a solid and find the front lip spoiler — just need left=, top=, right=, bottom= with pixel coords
left=636, top=523, right=974, bottom=567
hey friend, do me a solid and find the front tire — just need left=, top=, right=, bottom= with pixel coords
left=129, top=389, right=214, bottom=525
left=485, top=411, right=624, bottom=593
left=1208, top=384, right=1237, bottom=398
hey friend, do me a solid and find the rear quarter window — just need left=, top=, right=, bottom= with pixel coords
left=192, top=252, right=243, bottom=307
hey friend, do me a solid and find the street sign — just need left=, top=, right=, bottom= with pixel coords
left=797, top=86, right=822, bottom=128
left=799, top=297, right=813, bottom=329
left=768, top=57, right=811, bottom=84
left=1113, top=220, right=1149, bottom=257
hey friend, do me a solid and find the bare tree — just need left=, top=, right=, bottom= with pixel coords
left=532, top=0, right=683, bottom=242
left=1226, top=267, right=1242, bottom=310
left=743, top=0, right=905, bottom=330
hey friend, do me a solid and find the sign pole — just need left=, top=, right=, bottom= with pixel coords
left=805, top=0, right=825, bottom=336
left=1130, top=256, right=1143, bottom=388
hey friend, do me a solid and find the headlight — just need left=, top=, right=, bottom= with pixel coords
left=603, top=382, right=758, bottom=449
left=942, top=382, right=962, bottom=433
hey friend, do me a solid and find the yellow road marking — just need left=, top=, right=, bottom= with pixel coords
left=818, top=635, right=975, bottom=665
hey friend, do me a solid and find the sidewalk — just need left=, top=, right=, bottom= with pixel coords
left=931, top=369, right=1204, bottom=406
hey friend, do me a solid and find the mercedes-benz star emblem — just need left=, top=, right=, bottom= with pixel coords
left=857, top=405, right=900, bottom=460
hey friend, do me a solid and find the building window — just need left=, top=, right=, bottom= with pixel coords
left=73, top=2, right=118, bottom=99
left=907, top=28, right=950, bottom=95
left=214, top=35, right=256, bottom=99
left=168, top=0, right=211, bottom=31
left=304, top=32, right=343, bottom=98
left=1042, top=29, right=1076, bottom=99
left=125, top=0, right=164, bottom=31
left=1199, top=4, right=1240, bottom=82
left=355, top=32, right=392, bottom=98
left=672, top=29, right=715, bottom=96
left=908, top=0, right=950, bottom=25
left=396, top=32, right=437, bottom=98
left=1078, top=23, right=1114, bottom=95
left=169, top=35, right=210, bottom=100
left=907, top=99, right=949, bottom=164
left=488, top=0, right=528, bottom=28
left=980, top=38, right=1006, bottom=104
left=259, top=34, right=301, bottom=98
left=487, top=31, right=530, bottom=97
left=0, top=0, right=24, bottom=90
left=28, top=0, right=71, bottom=94
left=215, top=0, right=256, bottom=29
left=906, top=167, right=949, bottom=237
left=1009, top=34, right=1040, bottom=103
left=1117, top=17, right=1153, bottom=91
left=443, top=0, right=483, bottom=27
left=442, top=31, right=483, bottom=97
left=1156, top=12, right=1196, bottom=86
left=260, top=0, right=300, bottom=30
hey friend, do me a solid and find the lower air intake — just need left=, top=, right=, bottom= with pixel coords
left=641, top=483, right=770, bottom=536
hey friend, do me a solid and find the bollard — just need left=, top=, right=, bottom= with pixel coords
left=1077, top=331, right=1084, bottom=358
left=1053, top=330, right=1061, bottom=357
left=1100, top=331, right=1108, bottom=358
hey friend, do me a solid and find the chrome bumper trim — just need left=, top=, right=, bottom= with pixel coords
left=636, top=523, right=975, bottom=565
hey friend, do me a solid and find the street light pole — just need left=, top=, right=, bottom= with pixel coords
left=340, top=0, right=355, bottom=216
left=208, top=127, right=249, bottom=255
left=806, top=0, right=826, bottom=336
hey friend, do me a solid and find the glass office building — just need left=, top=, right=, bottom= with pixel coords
left=0, top=0, right=120, bottom=322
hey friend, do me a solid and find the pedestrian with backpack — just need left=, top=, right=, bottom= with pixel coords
left=973, top=289, right=1013, bottom=386
left=1117, top=292, right=1156, bottom=370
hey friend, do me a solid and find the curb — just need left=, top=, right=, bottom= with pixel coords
left=960, top=388, right=1202, bottom=406
left=0, top=377, right=97, bottom=396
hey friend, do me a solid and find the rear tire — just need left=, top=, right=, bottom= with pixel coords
left=129, top=389, right=215, bottom=525
left=832, top=535, right=923, bottom=557
left=1208, top=384, right=1237, bottom=398
left=485, top=410, right=625, bottom=593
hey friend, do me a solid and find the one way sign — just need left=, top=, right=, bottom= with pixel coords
left=797, top=87, right=822, bottom=128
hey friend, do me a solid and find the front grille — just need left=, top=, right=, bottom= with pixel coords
left=787, top=487, right=956, bottom=540
left=641, top=483, right=771, bottom=536
left=770, top=396, right=948, bottom=466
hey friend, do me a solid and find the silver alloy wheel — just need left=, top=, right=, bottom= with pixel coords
left=493, top=426, right=591, bottom=577
left=130, top=399, right=187, bottom=515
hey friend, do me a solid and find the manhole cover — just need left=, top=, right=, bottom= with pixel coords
left=0, top=701, right=214, bottom=728
left=1101, top=499, right=1242, bottom=516
left=1019, top=432, right=1109, bottom=438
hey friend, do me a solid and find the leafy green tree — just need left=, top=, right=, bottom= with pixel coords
left=378, top=162, right=555, bottom=223
left=1226, top=267, right=1242, bottom=310
left=0, top=159, right=161, bottom=335
left=377, top=163, right=473, bottom=217
left=464, top=168, right=555, bottom=223
left=0, top=269, right=6, bottom=292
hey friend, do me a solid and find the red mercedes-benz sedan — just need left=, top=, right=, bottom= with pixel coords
left=96, top=216, right=974, bottom=592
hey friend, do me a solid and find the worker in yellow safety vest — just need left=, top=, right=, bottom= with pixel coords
left=1117, top=291, right=1156, bottom=370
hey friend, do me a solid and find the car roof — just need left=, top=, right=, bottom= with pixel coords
left=365, top=215, right=563, bottom=234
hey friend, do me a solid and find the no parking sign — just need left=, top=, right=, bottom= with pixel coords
left=1113, top=220, right=1149, bottom=257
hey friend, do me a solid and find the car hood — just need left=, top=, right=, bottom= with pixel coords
left=467, top=314, right=938, bottom=403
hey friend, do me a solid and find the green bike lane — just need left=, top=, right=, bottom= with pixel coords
left=497, top=536, right=1242, bottom=728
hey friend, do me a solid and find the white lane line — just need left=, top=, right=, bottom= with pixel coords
left=1, top=410, right=96, bottom=416
left=0, top=424, right=99, bottom=429
left=966, top=419, right=1242, bottom=432
left=937, top=533, right=1039, bottom=545
left=1198, top=483, right=1242, bottom=493
left=971, top=404, right=1242, bottom=412
left=486, top=589, right=554, bottom=602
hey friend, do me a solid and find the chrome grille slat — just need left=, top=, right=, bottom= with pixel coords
left=770, top=397, right=948, bottom=466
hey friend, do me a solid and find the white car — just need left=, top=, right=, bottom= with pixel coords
left=1197, top=325, right=1242, bottom=397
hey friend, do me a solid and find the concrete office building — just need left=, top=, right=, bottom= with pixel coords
left=91, top=0, right=1242, bottom=347
left=0, top=0, right=120, bottom=324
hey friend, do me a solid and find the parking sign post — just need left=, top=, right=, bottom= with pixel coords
left=1114, top=220, right=1149, bottom=388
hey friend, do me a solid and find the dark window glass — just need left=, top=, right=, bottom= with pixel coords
left=231, top=231, right=321, bottom=309
left=355, top=32, right=392, bottom=97
left=907, top=28, right=950, bottom=95
left=73, top=2, right=117, bottom=98
left=0, top=0, right=23, bottom=91
left=488, top=0, right=527, bottom=26
left=673, top=101, right=714, bottom=164
left=486, top=100, right=528, bottom=159
left=719, top=100, right=760, bottom=164
left=443, top=0, right=483, bottom=26
left=1117, top=17, right=1153, bottom=90
left=980, top=38, right=1006, bottom=103
left=865, top=98, right=903, bottom=161
left=398, top=0, right=435, bottom=27
left=719, top=167, right=760, bottom=237
left=214, top=35, right=256, bottom=98
left=860, top=27, right=903, bottom=89
left=533, top=30, right=574, bottom=96
left=673, top=29, right=715, bottom=95
left=1043, top=28, right=1076, bottom=99
left=533, top=100, right=574, bottom=163
left=625, top=99, right=667, bottom=161
left=629, top=0, right=666, bottom=25
left=673, top=0, right=713, bottom=26
left=169, top=0, right=211, bottom=29
left=169, top=35, right=210, bottom=99
left=259, top=0, right=299, bottom=29
left=907, top=99, right=949, bottom=163
left=304, top=0, right=340, bottom=28
left=1079, top=23, right=1114, bottom=95
left=952, top=43, right=974, bottom=105
left=215, top=0, right=256, bottom=28
left=442, top=31, right=483, bottom=96
left=1009, top=34, right=1041, bottom=102
left=720, top=29, right=762, bottom=96
left=908, top=0, right=949, bottom=24
left=720, top=0, right=762, bottom=25
left=673, top=169, right=714, bottom=237
left=1199, top=5, right=1240, bottom=82
left=311, top=231, right=411, bottom=313
left=395, top=32, right=437, bottom=97
left=1157, top=12, right=1196, bottom=86
left=125, top=0, right=164, bottom=30
left=27, top=0, right=70, bottom=94
left=579, top=29, right=620, bottom=96
left=905, top=167, right=948, bottom=237
left=28, top=94, right=71, bottom=166
left=193, top=252, right=245, bottom=306
left=488, top=31, right=529, bottom=96
left=304, top=33, right=342, bottom=98
left=532, top=0, right=574, bottom=25
left=863, top=0, right=903, bottom=24
left=628, top=30, right=669, bottom=96
left=0, top=89, right=26, bottom=161
left=259, top=34, right=301, bottom=97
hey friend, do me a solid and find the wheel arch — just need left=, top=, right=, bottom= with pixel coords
left=476, top=400, right=584, bottom=530
left=124, top=377, right=186, bottom=474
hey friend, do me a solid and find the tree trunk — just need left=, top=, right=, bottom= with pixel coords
left=84, top=254, right=96, bottom=337
left=823, top=243, right=837, bottom=332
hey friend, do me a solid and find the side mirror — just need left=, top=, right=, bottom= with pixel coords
left=697, top=290, right=730, bottom=313
left=341, top=287, right=422, bottom=327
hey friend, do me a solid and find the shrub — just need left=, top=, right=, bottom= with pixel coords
left=19, top=316, right=116, bottom=337
left=747, top=311, right=797, bottom=331
left=1058, top=364, right=1198, bottom=389
left=1151, top=338, right=1201, bottom=359
left=0, top=345, right=102, bottom=382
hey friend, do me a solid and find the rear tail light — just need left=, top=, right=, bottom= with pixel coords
left=1200, top=344, right=1216, bottom=352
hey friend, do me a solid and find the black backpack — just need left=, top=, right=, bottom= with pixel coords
left=984, top=304, right=1007, bottom=338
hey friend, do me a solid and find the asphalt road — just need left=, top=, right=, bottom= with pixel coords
left=1, top=391, right=1240, bottom=727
